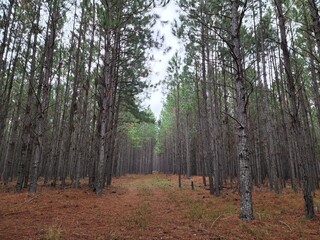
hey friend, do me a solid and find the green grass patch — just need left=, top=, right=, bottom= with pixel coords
left=240, top=223, right=266, bottom=240
left=182, top=197, right=223, bottom=221
left=125, top=203, right=152, bottom=228
left=205, top=209, right=223, bottom=222
left=126, top=175, right=172, bottom=191
left=189, top=200, right=204, bottom=219
left=149, top=177, right=172, bottom=189
left=137, top=186, right=154, bottom=196
left=224, top=203, right=237, bottom=214
left=255, top=210, right=270, bottom=220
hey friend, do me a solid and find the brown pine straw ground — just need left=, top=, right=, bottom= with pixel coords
left=1, top=174, right=320, bottom=240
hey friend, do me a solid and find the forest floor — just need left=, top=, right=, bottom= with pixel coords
left=1, top=174, right=320, bottom=240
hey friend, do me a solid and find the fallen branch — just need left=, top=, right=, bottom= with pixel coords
left=211, top=215, right=222, bottom=228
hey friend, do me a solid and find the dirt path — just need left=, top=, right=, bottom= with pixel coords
left=117, top=175, right=216, bottom=239
left=0, top=174, right=213, bottom=240
left=1, top=174, right=320, bottom=239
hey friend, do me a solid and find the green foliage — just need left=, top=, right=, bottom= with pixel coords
left=118, top=106, right=157, bottom=152
left=188, top=199, right=205, bottom=220
left=126, top=119, right=156, bottom=147
left=156, top=52, right=197, bottom=155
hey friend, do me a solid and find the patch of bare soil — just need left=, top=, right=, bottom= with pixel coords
left=1, top=174, right=320, bottom=239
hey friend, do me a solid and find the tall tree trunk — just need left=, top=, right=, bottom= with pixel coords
left=175, top=82, right=182, bottom=188
left=257, top=0, right=279, bottom=193
left=207, top=31, right=221, bottom=196
left=72, top=2, right=88, bottom=188
left=200, top=10, right=214, bottom=194
left=2, top=40, right=23, bottom=189
left=231, top=0, right=253, bottom=220
left=0, top=0, right=15, bottom=97
left=274, top=0, right=315, bottom=219
left=307, top=0, right=320, bottom=127
left=29, top=3, right=58, bottom=193
left=16, top=4, right=42, bottom=191
left=0, top=1, right=17, bottom=170
left=49, top=48, right=64, bottom=187
left=95, top=26, right=112, bottom=195
left=185, top=113, right=191, bottom=179
left=195, top=65, right=207, bottom=187
left=60, top=2, right=79, bottom=188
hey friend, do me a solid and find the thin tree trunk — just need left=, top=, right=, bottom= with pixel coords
left=95, top=25, right=112, bottom=195
left=29, top=4, right=58, bottom=193
left=275, top=0, right=314, bottom=219
left=16, top=4, right=41, bottom=191
left=307, top=0, right=320, bottom=127
left=200, top=11, right=214, bottom=194
left=175, top=82, right=182, bottom=188
left=2, top=41, right=23, bottom=189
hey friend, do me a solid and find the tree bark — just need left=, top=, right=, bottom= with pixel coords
left=275, top=0, right=315, bottom=219
left=29, top=3, right=58, bottom=193
left=16, top=4, right=42, bottom=191
left=95, top=25, right=112, bottom=195
left=231, top=0, right=253, bottom=220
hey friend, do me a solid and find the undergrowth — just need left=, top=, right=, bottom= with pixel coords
left=137, top=185, right=154, bottom=196
left=149, top=176, right=172, bottom=189
left=124, top=202, right=152, bottom=228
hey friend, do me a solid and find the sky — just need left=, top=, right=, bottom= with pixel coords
left=140, top=1, right=182, bottom=120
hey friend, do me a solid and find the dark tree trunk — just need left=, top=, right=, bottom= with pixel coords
left=275, top=0, right=315, bottom=219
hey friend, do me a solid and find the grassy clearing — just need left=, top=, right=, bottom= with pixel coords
left=127, top=175, right=172, bottom=194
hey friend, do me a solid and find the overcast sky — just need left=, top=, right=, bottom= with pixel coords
left=140, top=1, right=182, bottom=120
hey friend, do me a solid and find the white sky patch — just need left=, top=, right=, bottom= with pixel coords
left=140, top=1, right=182, bottom=120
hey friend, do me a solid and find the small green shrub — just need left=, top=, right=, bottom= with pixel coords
left=189, top=201, right=204, bottom=220
left=149, top=177, right=172, bottom=188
